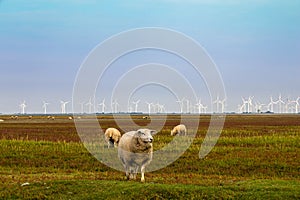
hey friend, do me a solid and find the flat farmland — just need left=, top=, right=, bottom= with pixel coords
left=0, top=114, right=299, bottom=199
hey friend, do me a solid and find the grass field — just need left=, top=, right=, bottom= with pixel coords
left=0, top=114, right=299, bottom=199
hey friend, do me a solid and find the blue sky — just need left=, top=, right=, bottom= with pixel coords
left=0, top=0, right=299, bottom=113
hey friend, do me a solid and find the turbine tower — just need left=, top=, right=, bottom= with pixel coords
left=176, top=99, right=184, bottom=113
left=213, top=96, right=220, bottom=113
left=291, top=97, right=300, bottom=113
left=20, top=101, right=27, bottom=114
left=132, top=100, right=140, bottom=113
left=195, top=99, right=204, bottom=114
left=255, top=101, right=265, bottom=113
left=268, top=97, right=277, bottom=113
left=247, top=96, right=254, bottom=113
left=86, top=98, right=93, bottom=113
left=60, top=100, right=69, bottom=114
left=42, top=101, right=49, bottom=114
left=185, top=98, right=190, bottom=113
left=79, top=102, right=84, bottom=114
left=112, top=99, right=119, bottom=113
left=159, top=104, right=166, bottom=113
left=219, top=98, right=226, bottom=113
left=145, top=102, right=153, bottom=115
left=296, top=97, right=300, bottom=113
left=202, top=105, right=208, bottom=113
left=284, top=98, right=292, bottom=113
left=275, top=94, right=285, bottom=113
left=241, top=97, right=248, bottom=113
left=99, top=99, right=106, bottom=113
left=93, top=95, right=96, bottom=113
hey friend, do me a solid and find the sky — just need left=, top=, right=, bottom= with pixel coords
left=0, top=0, right=299, bottom=114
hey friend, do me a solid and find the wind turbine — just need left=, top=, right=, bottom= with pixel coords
left=268, top=96, right=277, bottom=113
left=79, top=102, right=85, bottom=114
left=155, top=103, right=161, bottom=113
left=241, top=97, right=248, bottom=113
left=184, top=98, right=190, bottom=113
left=237, top=104, right=244, bottom=113
left=86, top=98, right=93, bottom=113
left=93, top=95, right=96, bottom=113
left=246, top=96, right=254, bottom=113
left=145, top=102, right=153, bottom=115
left=128, top=105, right=133, bottom=113
left=42, top=101, right=49, bottom=114
left=60, top=101, right=69, bottom=114
left=213, top=96, right=220, bottom=113
left=296, top=97, right=300, bottom=113
left=202, top=105, right=208, bottom=113
left=219, top=98, right=226, bottom=113
left=132, top=100, right=140, bottom=113
left=255, top=101, right=265, bottom=113
left=275, top=94, right=285, bottom=113
left=195, top=99, right=204, bottom=114
left=159, top=104, right=166, bottom=113
left=20, top=101, right=27, bottom=114
left=99, top=99, right=106, bottom=113
left=112, top=99, right=119, bottom=113
left=284, top=98, right=292, bottom=113
left=291, top=97, right=300, bottom=113
left=176, top=99, right=184, bottom=113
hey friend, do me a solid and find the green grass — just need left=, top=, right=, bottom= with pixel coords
left=0, top=115, right=299, bottom=199
left=1, top=179, right=299, bottom=199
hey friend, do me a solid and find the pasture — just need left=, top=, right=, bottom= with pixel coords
left=0, top=114, right=299, bottom=199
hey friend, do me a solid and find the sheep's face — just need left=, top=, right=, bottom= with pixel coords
left=136, top=129, right=155, bottom=145
left=170, top=130, right=174, bottom=136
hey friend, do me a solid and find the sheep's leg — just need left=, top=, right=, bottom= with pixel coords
left=129, top=166, right=136, bottom=179
left=114, top=142, right=118, bottom=148
left=108, top=137, right=114, bottom=148
left=133, top=166, right=139, bottom=180
left=141, top=165, right=146, bottom=182
left=125, top=165, right=130, bottom=180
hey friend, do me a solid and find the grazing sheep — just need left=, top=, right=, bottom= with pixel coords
left=51, top=116, right=55, bottom=120
left=68, top=116, right=73, bottom=120
left=142, top=116, right=149, bottom=119
left=171, top=124, right=187, bottom=136
left=0, top=119, right=4, bottom=122
left=47, top=116, right=51, bottom=120
left=104, top=128, right=121, bottom=148
left=28, top=116, right=32, bottom=119
left=118, top=128, right=156, bottom=182
left=10, top=115, right=18, bottom=120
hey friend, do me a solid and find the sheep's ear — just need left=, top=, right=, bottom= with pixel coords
left=150, top=130, right=157, bottom=136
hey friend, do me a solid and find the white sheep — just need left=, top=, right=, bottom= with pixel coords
left=104, top=128, right=121, bottom=148
left=68, top=116, right=73, bottom=120
left=10, top=115, right=18, bottom=120
left=171, top=124, right=187, bottom=136
left=118, top=128, right=156, bottom=182
left=0, top=119, right=4, bottom=122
